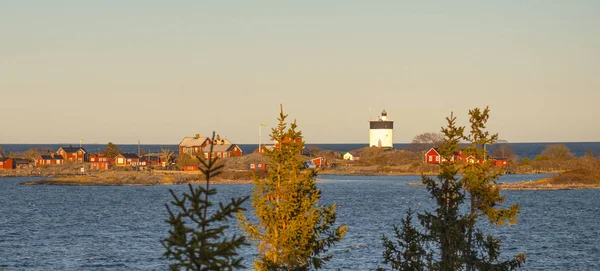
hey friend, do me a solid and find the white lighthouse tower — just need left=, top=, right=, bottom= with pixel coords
left=369, top=109, right=393, bottom=148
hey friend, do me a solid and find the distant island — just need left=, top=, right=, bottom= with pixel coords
left=2, top=138, right=600, bottom=189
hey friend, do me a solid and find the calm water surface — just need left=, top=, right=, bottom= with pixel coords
left=1, top=174, right=599, bottom=270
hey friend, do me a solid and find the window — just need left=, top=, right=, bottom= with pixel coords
left=428, top=156, right=432, bottom=162
left=435, top=156, right=440, bottom=162
left=250, top=164, right=255, bottom=169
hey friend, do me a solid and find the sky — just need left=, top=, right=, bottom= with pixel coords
left=1, top=1, right=599, bottom=144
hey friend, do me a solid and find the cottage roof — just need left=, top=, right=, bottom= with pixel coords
left=13, top=158, right=32, bottom=164
left=426, top=148, right=440, bottom=155
left=39, top=154, right=64, bottom=160
left=118, top=153, right=140, bottom=159
left=203, top=144, right=238, bottom=153
left=179, top=137, right=210, bottom=147
left=58, top=146, right=87, bottom=154
left=212, top=138, right=232, bottom=145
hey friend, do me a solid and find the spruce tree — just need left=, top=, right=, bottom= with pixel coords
left=462, top=107, right=522, bottom=270
left=380, top=209, right=428, bottom=271
left=162, top=132, right=249, bottom=270
left=380, top=111, right=525, bottom=271
left=238, top=105, right=347, bottom=270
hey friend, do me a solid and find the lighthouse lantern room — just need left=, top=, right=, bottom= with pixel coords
left=369, top=110, right=394, bottom=148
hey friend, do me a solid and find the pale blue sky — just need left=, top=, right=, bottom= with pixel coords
left=1, top=1, right=599, bottom=144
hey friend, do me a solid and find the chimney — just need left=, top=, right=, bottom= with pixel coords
left=195, top=134, right=200, bottom=139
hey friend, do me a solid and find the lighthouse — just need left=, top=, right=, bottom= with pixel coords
left=369, top=110, right=393, bottom=148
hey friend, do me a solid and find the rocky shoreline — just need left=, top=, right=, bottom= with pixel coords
left=5, top=166, right=599, bottom=190
left=499, top=178, right=600, bottom=190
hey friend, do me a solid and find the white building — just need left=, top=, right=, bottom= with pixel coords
left=369, top=110, right=393, bottom=148
left=343, top=151, right=360, bottom=161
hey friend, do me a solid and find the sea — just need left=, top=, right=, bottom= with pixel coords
left=3, top=142, right=600, bottom=160
left=1, top=174, right=599, bottom=270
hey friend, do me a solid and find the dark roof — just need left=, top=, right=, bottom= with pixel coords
left=39, top=154, right=64, bottom=160
left=118, top=153, right=139, bottom=159
left=59, top=146, right=87, bottom=153
left=13, top=158, right=32, bottom=164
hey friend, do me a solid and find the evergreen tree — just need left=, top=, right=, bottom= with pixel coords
left=162, top=132, right=249, bottom=270
left=380, top=209, right=428, bottom=271
left=462, top=107, right=522, bottom=270
left=238, top=105, right=347, bottom=270
left=103, top=142, right=122, bottom=157
left=380, top=111, right=525, bottom=271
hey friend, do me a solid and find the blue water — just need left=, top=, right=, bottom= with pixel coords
left=1, top=174, right=598, bottom=270
left=3, top=142, right=600, bottom=160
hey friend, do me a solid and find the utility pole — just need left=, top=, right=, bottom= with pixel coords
left=259, top=124, right=266, bottom=152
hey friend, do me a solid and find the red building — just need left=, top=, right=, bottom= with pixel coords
left=88, top=154, right=112, bottom=170
left=0, top=158, right=14, bottom=169
left=89, top=154, right=113, bottom=163
left=140, top=155, right=162, bottom=167
left=114, top=153, right=140, bottom=166
left=310, top=157, right=327, bottom=168
left=183, top=165, right=199, bottom=171
left=492, top=158, right=510, bottom=167
left=57, top=146, right=87, bottom=163
left=248, top=163, right=268, bottom=171
left=425, top=148, right=470, bottom=164
left=425, top=148, right=442, bottom=164
left=179, top=134, right=212, bottom=156
left=203, top=143, right=243, bottom=159
left=36, top=154, right=64, bottom=167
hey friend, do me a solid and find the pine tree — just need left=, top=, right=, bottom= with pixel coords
left=162, top=132, right=249, bottom=271
left=238, top=105, right=347, bottom=270
left=380, top=111, right=525, bottom=271
left=103, top=142, right=122, bottom=157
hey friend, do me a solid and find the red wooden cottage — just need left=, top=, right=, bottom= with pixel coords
left=311, top=157, right=327, bottom=168
left=425, top=148, right=442, bottom=164
left=35, top=154, right=64, bottom=167
left=140, top=155, right=162, bottom=167
left=0, top=158, right=14, bottom=169
left=89, top=154, right=112, bottom=170
left=203, top=143, right=243, bottom=159
left=248, top=163, right=268, bottom=171
left=114, top=153, right=140, bottom=166
left=57, top=146, right=88, bottom=163
left=179, top=134, right=212, bottom=156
